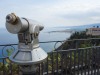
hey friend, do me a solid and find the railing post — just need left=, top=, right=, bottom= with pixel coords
left=51, top=51, right=54, bottom=75
left=3, top=58, right=5, bottom=75
left=56, top=51, right=58, bottom=75
left=69, top=50, right=72, bottom=75
left=46, top=57, right=48, bottom=75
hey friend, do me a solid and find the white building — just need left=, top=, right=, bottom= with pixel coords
left=86, top=28, right=100, bottom=36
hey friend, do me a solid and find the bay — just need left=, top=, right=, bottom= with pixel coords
left=0, top=27, right=71, bottom=58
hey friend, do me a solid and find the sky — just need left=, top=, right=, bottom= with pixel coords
left=0, top=0, right=100, bottom=28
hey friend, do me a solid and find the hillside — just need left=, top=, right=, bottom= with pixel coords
left=57, top=31, right=100, bottom=50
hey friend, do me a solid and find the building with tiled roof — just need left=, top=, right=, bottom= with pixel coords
left=86, top=27, right=100, bottom=36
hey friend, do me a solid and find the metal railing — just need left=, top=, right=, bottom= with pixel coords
left=0, top=38, right=100, bottom=75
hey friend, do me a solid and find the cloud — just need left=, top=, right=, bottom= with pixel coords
left=0, top=0, right=100, bottom=28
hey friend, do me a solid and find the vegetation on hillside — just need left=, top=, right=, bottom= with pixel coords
left=69, top=31, right=99, bottom=39
left=58, top=31, right=100, bottom=50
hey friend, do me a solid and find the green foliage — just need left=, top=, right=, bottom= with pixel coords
left=6, top=48, right=14, bottom=56
left=46, top=52, right=61, bottom=71
left=0, top=48, right=18, bottom=75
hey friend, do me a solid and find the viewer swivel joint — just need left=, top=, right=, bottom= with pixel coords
left=6, top=13, right=48, bottom=73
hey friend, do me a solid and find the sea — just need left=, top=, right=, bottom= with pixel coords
left=0, top=27, right=71, bottom=58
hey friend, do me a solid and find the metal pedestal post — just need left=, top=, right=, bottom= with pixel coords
left=23, top=73, right=36, bottom=75
left=20, top=65, right=38, bottom=75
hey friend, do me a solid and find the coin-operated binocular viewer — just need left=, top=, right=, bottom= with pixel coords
left=6, top=13, right=48, bottom=74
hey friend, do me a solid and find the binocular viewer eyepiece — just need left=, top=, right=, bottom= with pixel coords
left=6, top=13, right=17, bottom=24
